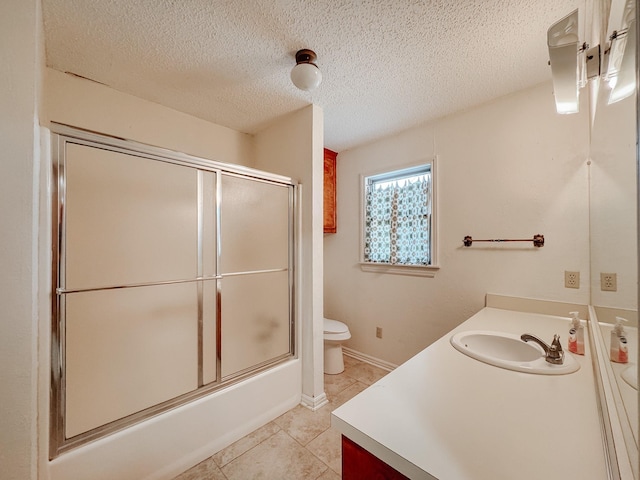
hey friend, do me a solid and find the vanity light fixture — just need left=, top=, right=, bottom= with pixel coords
left=290, top=49, right=323, bottom=92
left=605, top=0, right=636, bottom=104
left=547, top=9, right=583, bottom=114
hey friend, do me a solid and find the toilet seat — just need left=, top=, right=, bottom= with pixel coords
left=324, top=318, right=349, bottom=334
left=324, top=318, right=351, bottom=342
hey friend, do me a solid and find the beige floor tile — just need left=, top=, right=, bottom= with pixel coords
left=328, top=380, right=369, bottom=408
left=306, top=427, right=343, bottom=475
left=323, top=372, right=357, bottom=399
left=173, top=457, right=226, bottom=480
left=221, top=430, right=328, bottom=480
left=274, top=404, right=332, bottom=446
left=343, top=355, right=359, bottom=368
left=212, top=421, right=281, bottom=467
left=314, top=467, right=341, bottom=480
left=343, top=360, right=388, bottom=386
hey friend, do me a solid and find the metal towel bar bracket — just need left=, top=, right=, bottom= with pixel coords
left=463, top=234, right=544, bottom=248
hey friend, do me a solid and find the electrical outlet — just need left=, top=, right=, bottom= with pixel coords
left=376, top=327, right=383, bottom=339
left=601, top=273, right=617, bottom=292
left=564, top=271, right=580, bottom=289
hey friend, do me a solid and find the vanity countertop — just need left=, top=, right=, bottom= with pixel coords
left=331, top=307, right=608, bottom=480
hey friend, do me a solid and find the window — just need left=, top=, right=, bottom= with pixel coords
left=361, top=160, right=437, bottom=275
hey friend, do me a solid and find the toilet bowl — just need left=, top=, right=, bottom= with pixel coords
left=324, top=318, right=351, bottom=374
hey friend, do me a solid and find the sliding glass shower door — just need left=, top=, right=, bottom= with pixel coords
left=50, top=125, right=295, bottom=458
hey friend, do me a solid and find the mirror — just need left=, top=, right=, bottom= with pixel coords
left=589, top=0, right=638, bottom=474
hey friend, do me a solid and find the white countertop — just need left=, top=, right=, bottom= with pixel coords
left=331, top=307, right=608, bottom=480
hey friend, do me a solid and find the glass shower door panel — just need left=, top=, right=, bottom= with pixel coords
left=220, top=175, right=290, bottom=274
left=64, top=283, right=198, bottom=438
left=64, top=143, right=197, bottom=290
left=221, top=271, right=290, bottom=378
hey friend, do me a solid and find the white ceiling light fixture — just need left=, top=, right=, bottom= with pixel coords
left=290, top=49, right=322, bottom=92
left=547, top=9, right=583, bottom=114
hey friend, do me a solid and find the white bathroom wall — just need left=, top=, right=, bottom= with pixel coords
left=41, top=68, right=303, bottom=480
left=324, top=82, right=591, bottom=366
left=254, top=105, right=327, bottom=408
left=44, top=68, right=254, bottom=167
left=0, top=1, right=43, bottom=479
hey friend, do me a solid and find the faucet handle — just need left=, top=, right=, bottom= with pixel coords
left=548, top=334, right=564, bottom=364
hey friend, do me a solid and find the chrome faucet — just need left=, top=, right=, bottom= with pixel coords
left=520, top=333, right=564, bottom=365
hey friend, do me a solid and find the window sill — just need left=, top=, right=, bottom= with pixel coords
left=359, top=262, right=440, bottom=277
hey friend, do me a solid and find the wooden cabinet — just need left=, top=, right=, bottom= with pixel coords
left=323, top=148, right=337, bottom=233
left=342, top=435, right=410, bottom=480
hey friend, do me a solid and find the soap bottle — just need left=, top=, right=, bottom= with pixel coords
left=610, top=317, right=629, bottom=364
left=567, top=311, right=585, bottom=355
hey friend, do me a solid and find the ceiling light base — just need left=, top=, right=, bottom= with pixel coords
left=295, top=49, right=317, bottom=64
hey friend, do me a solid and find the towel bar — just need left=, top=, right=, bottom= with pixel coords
left=463, top=234, right=544, bottom=247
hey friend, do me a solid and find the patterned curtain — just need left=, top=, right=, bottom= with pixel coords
left=365, top=175, right=431, bottom=265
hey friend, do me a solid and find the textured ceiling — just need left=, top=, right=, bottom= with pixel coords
left=42, top=0, right=583, bottom=152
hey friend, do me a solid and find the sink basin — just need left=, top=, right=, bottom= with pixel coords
left=450, top=330, right=580, bottom=375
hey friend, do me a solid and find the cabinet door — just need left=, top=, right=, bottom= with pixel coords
left=342, top=436, right=410, bottom=480
left=323, top=148, right=337, bottom=233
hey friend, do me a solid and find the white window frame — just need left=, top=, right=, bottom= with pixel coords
left=359, top=157, right=439, bottom=277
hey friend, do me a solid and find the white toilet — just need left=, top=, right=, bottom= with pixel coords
left=323, top=317, right=351, bottom=374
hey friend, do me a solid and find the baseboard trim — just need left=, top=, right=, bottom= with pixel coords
left=300, top=392, right=329, bottom=411
left=342, top=347, right=398, bottom=372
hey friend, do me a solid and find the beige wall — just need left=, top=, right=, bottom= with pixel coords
left=0, top=1, right=42, bottom=479
left=324, top=82, right=591, bottom=366
left=44, top=68, right=254, bottom=167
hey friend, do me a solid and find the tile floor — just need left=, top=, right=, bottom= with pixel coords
left=173, top=356, right=389, bottom=480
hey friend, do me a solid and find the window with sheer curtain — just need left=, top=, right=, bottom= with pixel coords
left=363, top=164, right=432, bottom=266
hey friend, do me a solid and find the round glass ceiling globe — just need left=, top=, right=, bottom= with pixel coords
left=291, top=63, right=322, bottom=91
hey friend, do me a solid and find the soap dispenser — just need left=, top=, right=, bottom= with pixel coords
left=610, top=317, right=629, bottom=364
left=568, top=311, right=584, bottom=355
